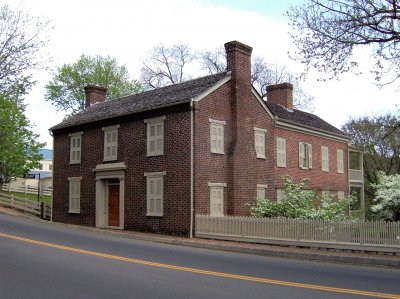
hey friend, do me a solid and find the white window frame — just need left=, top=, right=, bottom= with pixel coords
left=69, top=132, right=83, bottom=164
left=337, top=149, right=344, bottom=174
left=145, top=171, right=166, bottom=217
left=321, top=146, right=329, bottom=172
left=145, top=116, right=166, bottom=157
left=68, top=177, right=82, bottom=214
left=254, top=127, right=266, bottom=159
left=256, top=184, right=268, bottom=200
left=209, top=118, right=226, bottom=154
left=102, top=125, right=119, bottom=162
left=208, top=182, right=226, bottom=216
left=276, top=189, right=285, bottom=203
left=299, top=142, right=312, bottom=169
left=276, top=137, right=287, bottom=167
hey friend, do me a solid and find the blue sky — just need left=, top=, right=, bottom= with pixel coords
left=3, top=0, right=399, bottom=148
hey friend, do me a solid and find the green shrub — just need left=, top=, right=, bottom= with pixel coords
left=250, top=176, right=354, bottom=220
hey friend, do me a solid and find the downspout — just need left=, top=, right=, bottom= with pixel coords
left=190, top=99, right=194, bottom=238
left=49, top=129, right=54, bottom=223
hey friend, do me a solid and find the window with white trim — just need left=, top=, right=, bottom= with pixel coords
left=337, top=149, right=344, bottom=174
left=276, top=137, right=286, bottom=167
left=68, top=177, right=82, bottom=213
left=299, top=142, right=312, bottom=169
left=276, top=189, right=285, bottom=203
left=256, top=184, right=267, bottom=200
left=209, top=183, right=226, bottom=216
left=145, top=116, right=165, bottom=156
left=321, top=146, right=329, bottom=172
left=145, top=172, right=166, bottom=216
left=209, top=118, right=225, bottom=154
left=254, top=127, right=266, bottom=159
left=70, top=132, right=83, bottom=164
left=103, top=125, right=119, bottom=161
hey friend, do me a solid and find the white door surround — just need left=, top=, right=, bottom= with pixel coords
left=93, top=162, right=126, bottom=229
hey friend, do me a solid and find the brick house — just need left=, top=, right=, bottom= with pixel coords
left=50, top=40, right=364, bottom=236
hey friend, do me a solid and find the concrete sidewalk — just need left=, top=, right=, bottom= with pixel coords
left=1, top=206, right=399, bottom=269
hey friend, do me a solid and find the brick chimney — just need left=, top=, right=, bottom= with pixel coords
left=84, top=85, right=107, bottom=108
left=224, top=41, right=252, bottom=88
left=224, top=41, right=253, bottom=215
left=266, top=83, right=293, bottom=109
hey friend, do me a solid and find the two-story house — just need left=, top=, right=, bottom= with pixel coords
left=50, top=40, right=364, bottom=235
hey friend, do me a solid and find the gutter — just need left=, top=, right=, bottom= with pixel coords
left=189, top=99, right=194, bottom=238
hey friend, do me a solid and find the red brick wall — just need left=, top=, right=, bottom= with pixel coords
left=52, top=104, right=192, bottom=235
left=273, top=127, right=349, bottom=198
left=194, top=81, right=275, bottom=216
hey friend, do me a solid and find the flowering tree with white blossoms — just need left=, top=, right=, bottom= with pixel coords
left=371, top=172, right=400, bottom=221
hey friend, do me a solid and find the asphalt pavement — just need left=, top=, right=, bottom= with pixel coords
left=0, top=205, right=399, bottom=269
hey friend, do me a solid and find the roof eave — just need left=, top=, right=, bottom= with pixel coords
left=275, top=118, right=349, bottom=142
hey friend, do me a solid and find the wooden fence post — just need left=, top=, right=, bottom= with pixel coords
left=40, top=202, right=44, bottom=219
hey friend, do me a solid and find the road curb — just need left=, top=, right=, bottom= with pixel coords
left=1, top=208, right=399, bottom=269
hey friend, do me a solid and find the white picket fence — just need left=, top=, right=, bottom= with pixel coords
left=0, top=193, right=51, bottom=220
left=195, top=215, right=400, bottom=253
left=1, top=184, right=52, bottom=196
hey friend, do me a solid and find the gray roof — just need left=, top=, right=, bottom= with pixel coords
left=266, top=102, right=347, bottom=138
left=51, top=72, right=229, bottom=131
left=51, top=70, right=346, bottom=139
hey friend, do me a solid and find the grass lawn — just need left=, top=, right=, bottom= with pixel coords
left=1, top=191, right=52, bottom=205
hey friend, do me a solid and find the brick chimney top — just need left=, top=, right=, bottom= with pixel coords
left=267, top=83, right=293, bottom=110
left=84, top=85, right=107, bottom=108
left=224, top=41, right=253, bottom=57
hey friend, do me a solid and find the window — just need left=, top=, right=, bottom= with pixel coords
left=256, top=184, right=267, bottom=200
left=209, top=118, right=226, bottom=154
left=208, top=183, right=226, bottom=216
left=102, top=125, right=119, bottom=161
left=145, top=172, right=166, bottom=216
left=254, top=127, right=266, bottom=159
left=337, top=149, right=344, bottom=173
left=299, top=142, right=312, bottom=169
left=68, top=177, right=82, bottom=213
left=276, top=189, right=284, bottom=202
left=276, top=137, right=286, bottom=167
left=49, top=164, right=53, bottom=171
left=321, top=146, right=329, bottom=172
left=70, top=132, right=82, bottom=164
left=321, top=190, right=331, bottom=197
left=145, top=116, right=165, bottom=156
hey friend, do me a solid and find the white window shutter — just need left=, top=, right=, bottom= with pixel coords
left=308, top=144, right=312, bottom=169
left=299, top=143, right=304, bottom=168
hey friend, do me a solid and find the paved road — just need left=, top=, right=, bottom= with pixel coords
left=0, top=214, right=399, bottom=299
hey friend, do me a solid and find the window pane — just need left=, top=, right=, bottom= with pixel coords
left=156, top=124, right=162, bottom=136
left=150, top=125, right=155, bottom=136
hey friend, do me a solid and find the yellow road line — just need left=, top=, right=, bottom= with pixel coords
left=0, top=232, right=399, bottom=299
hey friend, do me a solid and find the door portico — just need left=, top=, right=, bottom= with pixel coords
left=93, top=162, right=126, bottom=229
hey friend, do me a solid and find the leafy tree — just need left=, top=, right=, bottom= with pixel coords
left=45, top=55, right=143, bottom=115
left=0, top=94, right=44, bottom=188
left=370, top=172, right=400, bottom=221
left=250, top=176, right=353, bottom=220
left=0, top=5, right=50, bottom=103
left=141, top=44, right=194, bottom=89
left=287, top=0, right=400, bottom=84
left=342, top=114, right=400, bottom=201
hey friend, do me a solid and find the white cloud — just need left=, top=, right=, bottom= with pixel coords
left=3, top=0, right=399, bottom=148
